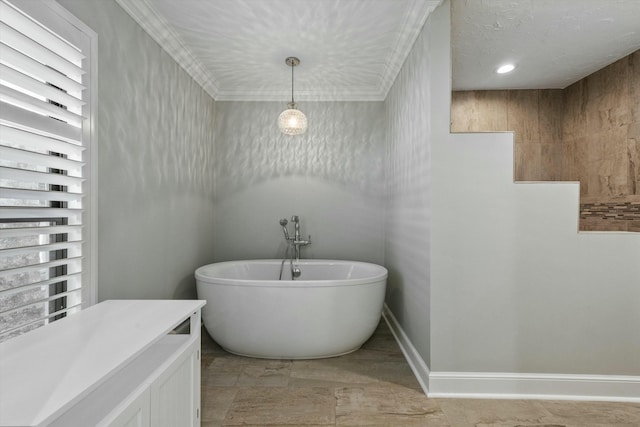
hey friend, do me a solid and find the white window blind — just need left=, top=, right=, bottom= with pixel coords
left=0, top=0, right=96, bottom=342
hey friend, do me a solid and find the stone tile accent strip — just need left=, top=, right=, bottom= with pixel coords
left=580, top=202, right=640, bottom=232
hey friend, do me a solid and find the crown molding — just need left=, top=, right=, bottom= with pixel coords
left=377, top=0, right=442, bottom=99
left=115, top=0, right=220, bottom=100
left=214, top=89, right=386, bottom=102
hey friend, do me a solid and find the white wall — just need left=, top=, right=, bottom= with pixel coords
left=383, top=10, right=434, bottom=364
left=58, top=0, right=217, bottom=300
left=212, top=101, right=385, bottom=263
left=428, top=1, right=640, bottom=378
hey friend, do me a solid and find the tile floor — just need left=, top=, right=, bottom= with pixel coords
left=200, top=321, right=640, bottom=426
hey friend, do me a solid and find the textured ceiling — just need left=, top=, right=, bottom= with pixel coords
left=116, top=0, right=640, bottom=99
left=452, top=0, right=640, bottom=90
left=116, top=0, right=441, bottom=101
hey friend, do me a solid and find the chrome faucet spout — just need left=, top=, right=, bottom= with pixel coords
left=291, top=215, right=300, bottom=241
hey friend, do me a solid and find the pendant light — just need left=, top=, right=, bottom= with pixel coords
left=278, top=57, right=307, bottom=135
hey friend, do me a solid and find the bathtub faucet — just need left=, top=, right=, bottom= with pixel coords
left=290, top=215, right=311, bottom=261
left=279, top=215, right=311, bottom=261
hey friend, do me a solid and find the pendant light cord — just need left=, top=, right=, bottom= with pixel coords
left=291, top=62, right=295, bottom=104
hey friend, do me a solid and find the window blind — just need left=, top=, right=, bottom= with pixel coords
left=0, top=0, right=94, bottom=342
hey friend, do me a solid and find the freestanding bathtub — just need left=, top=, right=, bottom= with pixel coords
left=195, top=259, right=387, bottom=359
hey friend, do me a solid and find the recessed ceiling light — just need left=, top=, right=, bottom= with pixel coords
left=496, top=64, right=516, bottom=74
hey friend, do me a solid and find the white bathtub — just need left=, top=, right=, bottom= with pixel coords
left=195, top=259, right=387, bottom=359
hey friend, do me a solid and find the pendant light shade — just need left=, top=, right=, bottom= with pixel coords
left=278, top=57, right=307, bottom=135
left=278, top=103, right=308, bottom=135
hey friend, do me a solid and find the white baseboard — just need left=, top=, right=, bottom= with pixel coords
left=381, top=304, right=430, bottom=394
left=382, top=305, right=640, bottom=402
left=429, top=372, right=640, bottom=402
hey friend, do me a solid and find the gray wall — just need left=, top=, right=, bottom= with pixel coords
left=58, top=0, right=217, bottom=301
left=383, top=8, right=434, bottom=364
left=212, top=101, right=385, bottom=263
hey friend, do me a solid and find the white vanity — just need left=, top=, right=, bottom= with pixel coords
left=0, top=299, right=206, bottom=427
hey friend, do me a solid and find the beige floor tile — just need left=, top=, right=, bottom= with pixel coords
left=336, top=386, right=450, bottom=426
left=338, top=346, right=407, bottom=363
left=236, top=360, right=292, bottom=387
left=202, top=328, right=229, bottom=355
left=289, top=359, right=382, bottom=387
left=201, top=387, right=238, bottom=424
left=359, top=331, right=401, bottom=353
left=338, top=322, right=406, bottom=363
left=539, top=400, right=640, bottom=425
left=437, top=398, right=552, bottom=427
left=372, top=319, right=394, bottom=335
left=206, top=356, right=247, bottom=387
left=202, top=353, right=218, bottom=372
left=471, top=424, right=640, bottom=427
left=223, top=387, right=335, bottom=425
left=370, top=361, right=423, bottom=390
left=473, top=424, right=638, bottom=427
left=200, top=322, right=640, bottom=427
left=351, top=334, right=403, bottom=357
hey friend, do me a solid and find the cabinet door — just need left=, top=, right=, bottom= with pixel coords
left=149, top=339, right=200, bottom=427
left=107, top=389, right=150, bottom=427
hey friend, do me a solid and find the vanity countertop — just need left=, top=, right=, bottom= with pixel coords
left=0, top=299, right=205, bottom=426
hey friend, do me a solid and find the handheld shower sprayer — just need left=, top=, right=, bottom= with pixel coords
left=279, top=218, right=290, bottom=240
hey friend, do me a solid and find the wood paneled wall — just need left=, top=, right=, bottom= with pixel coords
left=563, top=52, right=639, bottom=201
left=451, top=89, right=563, bottom=181
left=450, top=50, right=640, bottom=232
